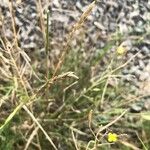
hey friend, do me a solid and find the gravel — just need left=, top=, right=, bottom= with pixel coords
left=0, top=0, right=150, bottom=96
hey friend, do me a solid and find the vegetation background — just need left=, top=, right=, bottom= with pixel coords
left=0, top=0, right=150, bottom=150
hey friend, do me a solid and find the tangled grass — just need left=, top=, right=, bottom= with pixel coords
left=0, top=1, right=149, bottom=150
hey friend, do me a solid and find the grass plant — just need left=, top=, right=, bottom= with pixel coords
left=0, top=0, right=149, bottom=149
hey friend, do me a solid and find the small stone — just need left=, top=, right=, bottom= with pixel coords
left=139, top=60, right=145, bottom=69
left=139, top=72, right=149, bottom=81
left=122, top=69, right=129, bottom=75
left=143, top=59, right=150, bottom=66
left=142, top=46, right=150, bottom=55
left=130, top=103, right=143, bottom=113
left=53, top=0, right=60, bottom=8
left=137, top=53, right=144, bottom=59
left=109, top=22, right=116, bottom=31
left=134, top=69, right=142, bottom=78
left=129, top=66, right=139, bottom=74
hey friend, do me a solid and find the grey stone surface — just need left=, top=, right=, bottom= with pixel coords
left=0, top=0, right=150, bottom=95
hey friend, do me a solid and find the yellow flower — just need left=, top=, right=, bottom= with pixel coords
left=108, top=132, right=118, bottom=142
left=116, top=45, right=126, bottom=55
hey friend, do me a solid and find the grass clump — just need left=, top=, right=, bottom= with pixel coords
left=0, top=0, right=149, bottom=150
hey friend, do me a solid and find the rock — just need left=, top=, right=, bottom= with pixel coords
left=130, top=103, right=143, bottom=113
left=139, top=72, right=149, bottom=81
